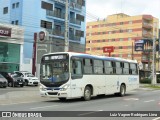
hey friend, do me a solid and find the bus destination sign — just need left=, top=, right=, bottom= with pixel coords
left=44, top=55, right=66, bottom=60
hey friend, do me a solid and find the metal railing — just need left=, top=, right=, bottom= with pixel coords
left=46, top=10, right=65, bottom=19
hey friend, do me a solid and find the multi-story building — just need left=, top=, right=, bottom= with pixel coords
left=0, top=23, right=24, bottom=72
left=0, top=0, right=86, bottom=68
left=86, top=13, right=159, bottom=76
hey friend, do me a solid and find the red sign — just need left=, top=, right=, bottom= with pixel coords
left=0, top=27, right=11, bottom=37
left=103, top=46, right=114, bottom=53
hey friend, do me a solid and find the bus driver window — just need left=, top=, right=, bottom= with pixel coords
left=71, top=60, right=82, bottom=79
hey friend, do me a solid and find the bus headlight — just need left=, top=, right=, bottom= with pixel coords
left=39, top=85, right=46, bottom=91
left=60, top=84, right=70, bottom=91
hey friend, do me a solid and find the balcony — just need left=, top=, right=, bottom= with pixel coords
left=70, top=2, right=82, bottom=10
left=142, top=32, right=152, bottom=38
left=46, top=10, right=65, bottom=19
left=143, top=22, right=153, bottom=29
left=69, top=34, right=81, bottom=41
left=50, top=0, right=66, bottom=4
left=70, top=18, right=81, bottom=25
left=47, top=29, right=64, bottom=37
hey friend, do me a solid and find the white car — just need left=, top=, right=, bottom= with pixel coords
left=14, top=71, right=39, bottom=86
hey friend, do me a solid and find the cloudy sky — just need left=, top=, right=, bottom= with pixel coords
left=86, top=0, right=160, bottom=22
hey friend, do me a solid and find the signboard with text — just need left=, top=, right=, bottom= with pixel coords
left=103, top=46, right=114, bottom=53
left=0, top=27, right=11, bottom=37
left=135, top=40, right=144, bottom=51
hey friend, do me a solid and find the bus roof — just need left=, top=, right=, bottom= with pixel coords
left=43, top=52, right=137, bottom=63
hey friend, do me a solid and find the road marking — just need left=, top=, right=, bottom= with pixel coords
left=123, top=98, right=139, bottom=101
left=152, top=117, right=160, bottom=120
left=144, top=100, right=155, bottom=103
left=30, top=105, right=58, bottom=110
left=124, top=105, right=128, bottom=106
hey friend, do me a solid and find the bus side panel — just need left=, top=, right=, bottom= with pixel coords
left=70, top=75, right=106, bottom=98
left=105, top=75, right=119, bottom=94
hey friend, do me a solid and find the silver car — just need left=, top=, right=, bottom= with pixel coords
left=0, top=74, right=8, bottom=88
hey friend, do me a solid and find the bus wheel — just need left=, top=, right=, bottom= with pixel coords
left=83, top=86, right=91, bottom=101
left=119, top=84, right=126, bottom=96
left=58, top=98, right=66, bottom=101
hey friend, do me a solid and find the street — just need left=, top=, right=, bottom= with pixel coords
left=0, top=86, right=160, bottom=120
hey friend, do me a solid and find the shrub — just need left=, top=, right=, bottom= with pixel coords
left=140, top=78, right=151, bottom=84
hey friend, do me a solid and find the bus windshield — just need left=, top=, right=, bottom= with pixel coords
left=40, top=60, right=69, bottom=86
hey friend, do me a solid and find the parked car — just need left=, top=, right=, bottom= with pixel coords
left=14, top=71, right=39, bottom=86
left=0, top=72, right=24, bottom=87
left=0, top=73, right=8, bottom=88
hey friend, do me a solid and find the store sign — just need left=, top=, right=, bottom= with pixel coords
left=0, top=27, right=11, bottom=37
left=135, top=40, right=144, bottom=51
left=103, top=46, right=114, bottom=53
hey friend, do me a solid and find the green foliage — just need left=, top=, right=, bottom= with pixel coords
left=140, top=78, right=151, bottom=84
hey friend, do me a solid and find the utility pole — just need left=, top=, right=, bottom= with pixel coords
left=64, top=0, right=69, bottom=52
left=152, top=33, right=157, bottom=85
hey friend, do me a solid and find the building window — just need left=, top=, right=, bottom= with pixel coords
left=119, top=38, right=123, bottom=41
left=128, top=38, right=132, bottom=41
left=11, top=21, right=14, bottom=24
left=120, top=29, right=123, bottom=33
left=16, top=2, right=19, bottom=8
left=119, top=46, right=123, bottom=49
left=119, top=54, right=123, bottom=58
left=128, top=54, right=131, bottom=57
left=128, top=29, right=132, bottom=33
left=41, top=1, right=53, bottom=10
left=3, top=7, right=8, bottom=14
left=88, top=40, right=92, bottom=43
left=108, top=31, right=112, bottom=34
left=12, top=3, right=15, bottom=9
left=41, top=20, right=52, bottom=29
left=15, top=20, right=19, bottom=25
left=112, top=39, right=115, bottom=42
left=128, top=46, right=132, bottom=49
left=120, top=22, right=123, bottom=25
left=129, top=21, right=132, bottom=24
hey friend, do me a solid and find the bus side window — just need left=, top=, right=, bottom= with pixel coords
left=71, top=60, right=83, bottom=79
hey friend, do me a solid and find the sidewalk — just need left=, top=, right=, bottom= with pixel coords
left=140, top=83, right=160, bottom=87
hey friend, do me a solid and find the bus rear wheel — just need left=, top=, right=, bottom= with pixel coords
left=83, top=86, right=91, bottom=101
left=119, top=84, right=126, bottom=96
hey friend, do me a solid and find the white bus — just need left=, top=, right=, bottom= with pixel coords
left=39, top=52, right=139, bottom=101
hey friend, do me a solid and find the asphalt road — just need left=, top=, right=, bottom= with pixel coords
left=0, top=87, right=160, bottom=120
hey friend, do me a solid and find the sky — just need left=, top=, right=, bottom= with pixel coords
left=86, top=0, right=160, bottom=22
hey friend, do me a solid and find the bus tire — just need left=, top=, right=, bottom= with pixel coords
left=58, top=98, right=66, bottom=101
left=83, top=86, right=91, bottom=101
left=119, top=84, right=126, bottom=97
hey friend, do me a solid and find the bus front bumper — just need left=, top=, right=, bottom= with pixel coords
left=40, top=90, right=68, bottom=98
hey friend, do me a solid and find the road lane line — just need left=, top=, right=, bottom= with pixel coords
left=30, top=105, right=58, bottom=110
left=144, top=100, right=155, bottom=103
left=152, top=117, right=160, bottom=120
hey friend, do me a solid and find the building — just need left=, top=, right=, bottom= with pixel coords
left=86, top=13, right=159, bottom=77
left=0, top=0, right=86, bottom=68
left=0, top=23, right=24, bottom=72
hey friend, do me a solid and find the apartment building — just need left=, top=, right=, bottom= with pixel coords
left=86, top=13, right=159, bottom=73
left=0, top=0, right=86, bottom=64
